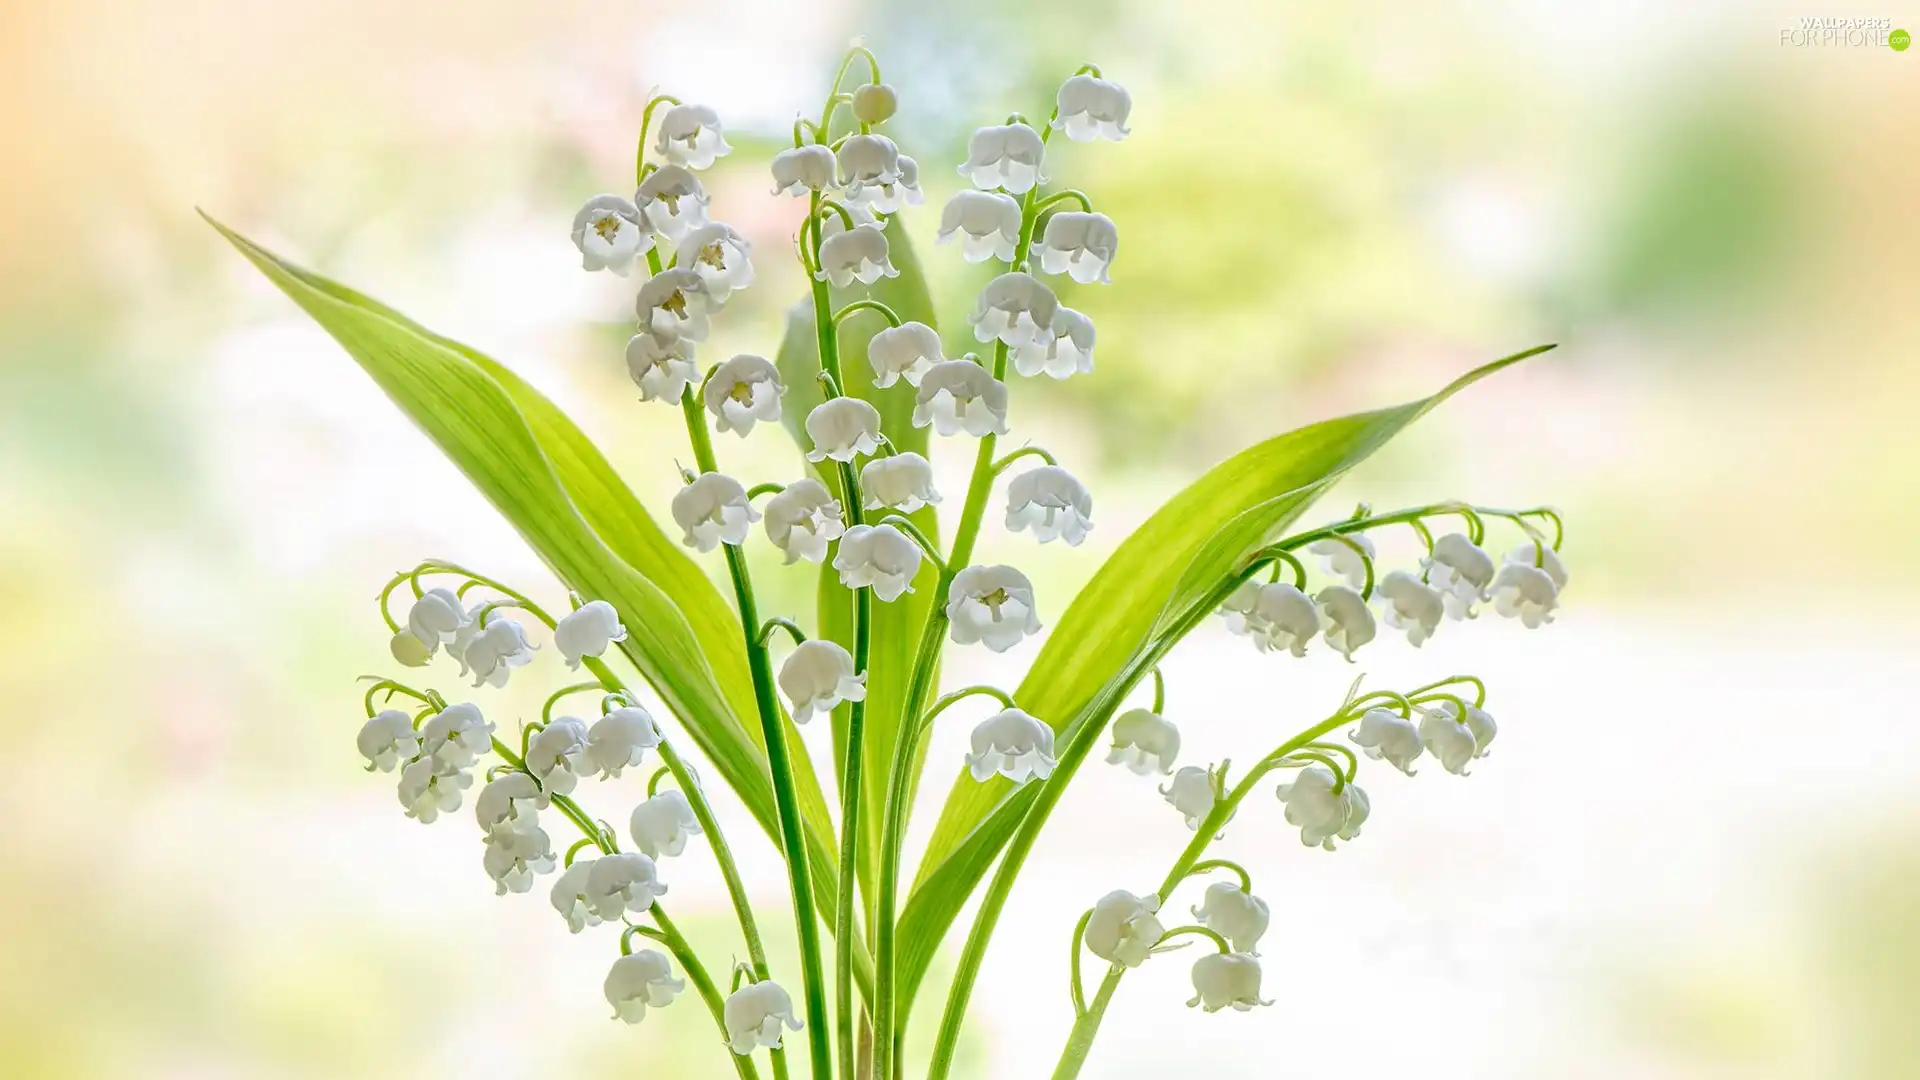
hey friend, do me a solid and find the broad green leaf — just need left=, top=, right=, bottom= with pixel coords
left=894, top=346, right=1552, bottom=1010
left=775, top=216, right=941, bottom=916
left=205, top=214, right=853, bottom=944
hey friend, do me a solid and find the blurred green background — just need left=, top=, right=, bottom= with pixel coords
left=4, top=0, right=1918, bottom=1077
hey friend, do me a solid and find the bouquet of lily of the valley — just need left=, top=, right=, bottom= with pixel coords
left=207, top=42, right=1564, bottom=1080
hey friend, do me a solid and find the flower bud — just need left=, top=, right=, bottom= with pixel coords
left=851, top=82, right=899, bottom=124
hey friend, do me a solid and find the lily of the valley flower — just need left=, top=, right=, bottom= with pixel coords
left=1426, top=699, right=1497, bottom=758
left=1510, top=542, right=1569, bottom=590
left=771, top=144, right=837, bottom=196
left=702, top=353, right=786, bottom=437
left=1350, top=706, right=1423, bottom=775
left=1490, top=559, right=1559, bottom=628
left=1192, top=882, right=1271, bottom=954
left=570, top=194, right=650, bottom=275
left=851, top=82, right=898, bottom=124
left=1107, top=708, right=1180, bottom=775
left=585, top=706, right=660, bottom=779
left=1425, top=533, right=1496, bottom=618
left=777, top=639, right=866, bottom=725
left=554, top=600, right=627, bottom=670
left=969, top=272, right=1059, bottom=348
left=867, top=322, right=943, bottom=388
left=398, top=756, right=470, bottom=823
left=1161, top=764, right=1227, bottom=831
left=527, top=716, right=591, bottom=795
left=357, top=710, right=420, bottom=772
left=634, top=164, right=710, bottom=240
left=585, top=852, right=668, bottom=919
left=1376, top=569, right=1445, bottom=646
left=653, top=103, right=731, bottom=170
left=629, top=789, right=705, bottom=859
left=946, top=564, right=1042, bottom=652
left=1275, top=764, right=1370, bottom=850
left=675, top=223, right=755, bottom=301
left=763, top=479, right=846, bottom=564
left=1084, top=889, right=1164, bottom=968
left=475, top=772, right=548, bottom=837
left=816, top=225, right=898, bottom=287
left=1188, top=953, right=1271, bottom=1013
left=937, top=190, right=1023, bottom=263
left=420, top=701, right=495, bottom=770
left=724, top=980, right=804, bottom=1055
left=856, top=154, right=924, bottom=214
left=551, top=858, right=601, bottom=932
left=804, top=397, right=884, bottom=462
left=832, top=524, right=924, bottom=602
left=1005, top=464, right=1094, bottom=545
left=671, top=471, right=760, bottom=551
left=1032, top=211, right=1119, bottom=284
left=1053, top=73, right=1133, bottom=142
left=483, top=824, right=556, bottom=895
left=1013, top=306, right=1095, bottom=380
left=405, top=587, right=472, bottom=660
left=1316, top=584, right=1377, bottom=660
left=862, top=452, right=941, bottom=512
left=606, top=949, right=686, bottom=1024
left=959, top=122, right=1047, bottom=193
left=965, top=708, right=1057, bottom=783
left=625, top=330, right=699, bottom=403
left=913, top=360, right=1010, bottom=437
left=1418, top=706, right=1479, bottom=775
left=461, top=619, right=537, bottom=689
left=1222, top=581, right=1320, bottom=657
left=635, top=268, right=716, bottom=341
left=1308, top=534, right=1375, bottom=590
left=836, top=133, right=903, bottom=195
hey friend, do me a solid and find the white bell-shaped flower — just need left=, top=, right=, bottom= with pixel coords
left=947, top=564, right=1042, bottom=652
left=816, top=224, right=898, bottom=287
left=398, top=757, right=470, bottom=823
left=855, top=154, right=924, bottom=214
left=702, top=354, right=786, bottom=438
left=1349, top=706, right=1423, bottom=775
left=1084, top=889, right=1164, bottom=969
left=836, top=133, right=903, bottom=195
left=1418, top=706, right=1479, bottom=775
left=763, top=479, right=846, bottom=565
left=959, top=123, right=1047, bottom=193
left=1188, top=953, right=1271, bottom=1013
left=1033, top=211, right=1118, bottom=284
left=1191, top=882, right=1270, bottom=954
left=1275, top=764, right=1369, bottom=850
left=419, top=702, right=494, bottom=770
left=1375, top=570, right=1445, bottom=646
left=867, top=322, right=943, bottom=389
left=1426, top=699, right=1497, bottom=758
left=1307, top=534, right=1375, bottom=590
left=1424, top=533, right=1496, bottom=618
left=357, top=709, right=420, bottom=772
left=1107, top=708, right=1180, bottom=775
left=1053, top=73, right=1132, bottom=142
left=1161, top=764, right=1228, bottom=831
left=965, top=708, right=1056, bottom=783
left=832, top=524, right=924, bottom=602
left=862, top=452, right=941, bottom=513
left=1316, top=584, right=1377, bottom=660
left=1490, top=560, right=1560, bottom=628
left=606, top=949, right=686, bottom=1024
left=777, top=639, right=867, bottom=725
left=805, top=397, right=884, bottom=462
left=725, top=980, right=804, bottom=1055
left=630, top=789, right=705, bottom=859
left=1225, top=582, right=1320, bottom=657
left=675, top=222, right=755, bottom=301
left=937, top=190, right=1023, bottom=263
left=554, top=600, right=627, bottom=670
left=551, top=858, right=602, bottom=932
left=527, top=716, right=591, bottom=795
left=483, top=824, right=556, bottom=895
left=625, top=330, right=699, bottom=403
left=459, top=619, right=537, bottom=689
left=585, top=852, right=668, bottom=920
left=1013, top=307, right=1095, bottom=380
left=1004, top=464, right=1093, bottom=546
left=968, top=272, right=1059, bottom=348
left=635, top=267, right=716, bottom=342
left=586, top=706, right=660, bottom=780
left=571, top=194, right=651, bottom=276
left=770, top=144, right=836, bottom=196
left=653, top=103, right=731, bottom=170
left=1508, top=541, right=1569, bottom=590
left=475, top=771, right=548, bottom=837
left=913, top=360, right=1010, bottom=437
left=672, top=471, right=759, bottom=552
left=634, top=164, right=710, bottom=241
left=405, top=587, right=472, bottom=659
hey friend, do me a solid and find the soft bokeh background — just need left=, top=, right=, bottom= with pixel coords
left=4, top=1, right=1917, bottom=1077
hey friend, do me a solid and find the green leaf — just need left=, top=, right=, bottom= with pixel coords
left=775, top=216, right=942, bottom=916
left=204, top=213, right=851, bottom=937
left=894, top=345, right=1553, bottom=1010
